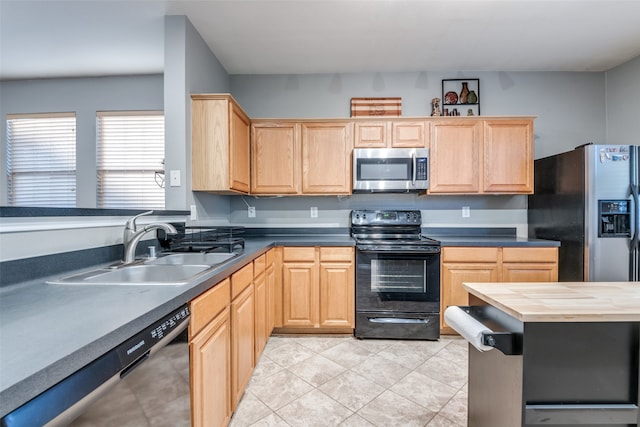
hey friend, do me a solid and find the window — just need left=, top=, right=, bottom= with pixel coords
left=6, top=113, right=77, bottom=207
left=96, top=111, right=165, bottom=209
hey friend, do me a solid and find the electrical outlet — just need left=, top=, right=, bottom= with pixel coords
left=462, top=206, right=471, bottom=218
left=190, top=205, right=197, bottom=220
left=248, top=206, right=256, bottom=218
left=310, top=207, right=318, bottom=218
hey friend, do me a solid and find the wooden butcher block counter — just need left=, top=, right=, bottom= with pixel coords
left=458, top=281, right=640, bottom=427
left=462, top=281, right=640, bottom=322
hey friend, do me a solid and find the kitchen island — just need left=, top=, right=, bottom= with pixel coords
left=460, top=282, right=640, bottom=427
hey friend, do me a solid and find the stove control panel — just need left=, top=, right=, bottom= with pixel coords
left=351, top=210, right=422, bottom=226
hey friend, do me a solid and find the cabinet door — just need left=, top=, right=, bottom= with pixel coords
left=319, top=261, right=354, bottom=328
left=391, top=121, right=428, bottom=148
left=190, top=307, right=231, bottom=427
left=502, top=263, right=558, bottom=282
left=440, top=263, right=499, bottom=330
left=282, top=261, right=317, bottom=327
left=429, top=120, right=482, bottom=193
left=251, top=123, right=300, bottom=194
left=231, top=284, right=255, bottom=409
left=191, top=96, right=250, bottom=194
left=301, top=122, right=353, bottom=194
left=254, top=270, right=268, bottom=360
left=229, top=103, right=251, bottom=193
left=266, top=250, right=276, bottom=335
left=483, top=119, right=534, bottom=193
left=354, top=122, right=389, bottom=148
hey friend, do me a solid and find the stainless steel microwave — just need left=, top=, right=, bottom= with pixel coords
left=353, top=148, right=429, bottom=192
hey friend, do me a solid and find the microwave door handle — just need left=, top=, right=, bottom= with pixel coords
left=412, top=152, right=417, bottom=186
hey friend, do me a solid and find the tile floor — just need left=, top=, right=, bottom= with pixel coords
left=69, top=334, right=468, bottom=427
left=230, top=335, right=468, bottom=427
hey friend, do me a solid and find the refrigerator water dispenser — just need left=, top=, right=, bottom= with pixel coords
left=599, top=200, right=630, bottom=237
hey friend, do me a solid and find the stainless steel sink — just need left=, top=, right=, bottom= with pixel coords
left=145, top=252, right=238, bottom=267
left=47, top=264, right=211, bottom=286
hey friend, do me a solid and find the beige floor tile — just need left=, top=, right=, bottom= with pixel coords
left=69, top=381, right=150, bottom=427
left=230, top=392, right=274, bottom=427
left=415, top=352, right=468, bottom=390
left=318, top=370, right=385, bottom=411
left=376, top=340, right=435, bottom=370
left=350, top=338, right=396, bottom=353
left=249, top=356, right=285, bottom=386
left=294, top=335, right=353, bottom=353
left=248, top=412, right=291, bottom=426
left=389, top=371, right=459, bottom=411
left=358, top=390, right=437, bottom=427
left=321, top=341, right=375, bottom=368
left=146, top=393, right=191, bottom=427
left=437, top=387, right=468, bottom=426
left=350, top=353, right=411, bottom=388
left=248, top=369, right=314, bottom=410
left=264, top=341, right=316, bottom=368
left=339, top=413, right=376, bottom=427
left=287, top=354, right=347, bottom=387
left=425, top=414, right=465, bottom=427
left=276, top=389, right=353, bottom=427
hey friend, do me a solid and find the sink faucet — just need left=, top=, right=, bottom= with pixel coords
left=122, top=210, right=177, bottom=264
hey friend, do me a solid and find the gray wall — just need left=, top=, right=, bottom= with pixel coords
left=230, top=71, right=607, bottom=159
left=195, top=69, right=609, bottom=232
left=605, top=55, right=640, bottom=145
left=164, top=15, right=231, bottom=219
left=0, top=75, right=164, bottom=207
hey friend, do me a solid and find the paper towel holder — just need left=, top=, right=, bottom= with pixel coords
left=459, top=306, right=523, bottom=356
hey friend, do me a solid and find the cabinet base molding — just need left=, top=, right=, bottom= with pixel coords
left=272, top=328, right=354, bottom=335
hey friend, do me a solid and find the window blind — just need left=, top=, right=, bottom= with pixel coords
left=6, top=113, right=77, bottom=207
left=96, top=111, right=165, bottom=209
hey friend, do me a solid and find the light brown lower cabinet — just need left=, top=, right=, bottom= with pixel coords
left=189, top=278, right=232, bottom=427
left=253, top=254, right=268, bottom=360
left=280, top=246, right=354, bottom=331
left=231, top=264, right=255, bottom=409
left=440, top=246, right=558, bottom=334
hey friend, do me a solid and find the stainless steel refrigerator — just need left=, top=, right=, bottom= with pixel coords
left=528, top=144, right=638, bottom=282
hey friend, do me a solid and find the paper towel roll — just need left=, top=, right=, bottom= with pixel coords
left=444, top=306, right=494, bottom=352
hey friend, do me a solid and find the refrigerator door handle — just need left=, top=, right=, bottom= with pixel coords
left=630, top=183, right=640, bottom=280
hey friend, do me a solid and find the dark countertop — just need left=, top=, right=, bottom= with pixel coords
left=434, top=235, right=560, bottom=247
left=0, top=235, right=352, bottom=417
left=0, top=231, right=557, bottom=417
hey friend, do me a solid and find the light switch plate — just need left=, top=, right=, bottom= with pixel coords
left=170, top=170, right=180, bottom=187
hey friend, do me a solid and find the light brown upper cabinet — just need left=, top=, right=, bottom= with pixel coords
left=251, top=120, right=353, bottom=195
left=191, top=94, right=251, bottom=194
left=251, top=122, right=300, bottom=194
left=483, top=119, right=534, bottom=193
left=301, top=122, right=353, bottom=194
left=428, top=117, right=535, bottom=195
left=429, top=119, right=483, bottom=193
left=354, top=120, right=428, bottom=148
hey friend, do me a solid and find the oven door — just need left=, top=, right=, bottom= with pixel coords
left=355, top=247, right=440, bottom=313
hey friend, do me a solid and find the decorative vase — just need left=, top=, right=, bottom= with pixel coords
left=467, top=90, right=477, bottom=104
left=459, top=82, right=470, bottom=104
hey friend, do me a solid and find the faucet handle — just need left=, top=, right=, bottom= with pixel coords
left=125, top=210, right=154, bottom=231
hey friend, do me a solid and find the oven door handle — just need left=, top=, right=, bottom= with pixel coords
left=369, top=317, right=431, bottom=324
left=356, top=248, right=441, bottom=255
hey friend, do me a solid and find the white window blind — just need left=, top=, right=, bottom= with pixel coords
left=6, top=113, right=77, bottom=207
left=96, top=111, right=165, bottom=209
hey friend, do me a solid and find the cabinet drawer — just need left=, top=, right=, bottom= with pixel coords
left=502, top=247, right=558, bottom=263
left=190, top=278, right=231, bottom=337
left=319, top=247, right=354, bottom=262
left=254, top=254, right=266, bottom=276
left=442, top=247, right=499, bottom=263
left=283, top=247, right=316, bottom=262
left=232, top=263, right=254, bottom=299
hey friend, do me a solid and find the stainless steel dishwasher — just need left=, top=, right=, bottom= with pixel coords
left=0, top=305, right=190, bottom=427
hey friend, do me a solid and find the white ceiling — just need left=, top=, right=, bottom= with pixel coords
left=2, top=0, right=640, bottom=80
